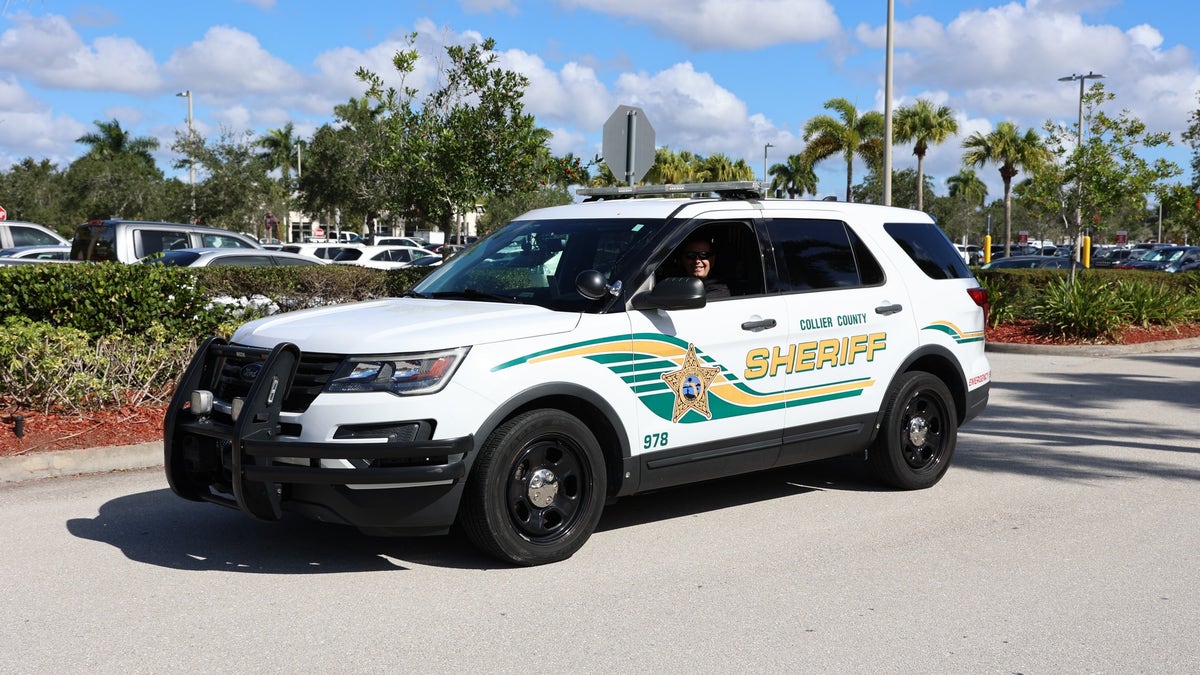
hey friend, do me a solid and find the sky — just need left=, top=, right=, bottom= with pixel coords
left=1, top=0, right=1199, bottom=203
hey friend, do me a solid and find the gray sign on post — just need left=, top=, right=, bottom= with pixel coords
left=602, top=105, right=655, bottom=185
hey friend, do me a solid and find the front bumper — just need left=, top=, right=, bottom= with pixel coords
left=164, top=337, right=473, bottom=530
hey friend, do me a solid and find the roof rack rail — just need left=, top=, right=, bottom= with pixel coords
left=577, top=181, right=768, bottom=202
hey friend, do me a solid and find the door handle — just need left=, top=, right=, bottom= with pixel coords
left=875, top=303, right=903, bottom=316
left=741, top=318, right=777, bottom=331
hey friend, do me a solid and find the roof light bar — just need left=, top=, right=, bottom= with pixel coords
left=577, top=181, right=769, bottom=201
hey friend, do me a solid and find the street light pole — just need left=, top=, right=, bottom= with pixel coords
left=763, top=142, right=773, bottom=185
left=883, top=0, right=894, bottom=206
left=1057, top=71, right=1103, bottom=259
left=176, top=90, right=195, bottom=222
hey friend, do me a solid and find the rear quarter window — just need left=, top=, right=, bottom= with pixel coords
left=766, top=218, right=884, bottom=292
left=884, top=222, right=973, bottom=280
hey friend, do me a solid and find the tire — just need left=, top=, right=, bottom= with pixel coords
left=459, top=409, right=607, bottom=566
left=868, top=371, right=957, bottom=490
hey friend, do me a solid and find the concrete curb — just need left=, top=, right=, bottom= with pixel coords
left=0, top=441, right=162, bottom=484
left=4, top=336, right=1200, bottom=486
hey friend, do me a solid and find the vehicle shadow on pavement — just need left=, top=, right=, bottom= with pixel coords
left=956, top=362, right=1200, bottom=482
left=65, top=487, right=500, bottom=573
left=598, top=455, right=881, bottom=532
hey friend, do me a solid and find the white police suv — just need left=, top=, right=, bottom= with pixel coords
left=165, top=182, right=991, bottom=566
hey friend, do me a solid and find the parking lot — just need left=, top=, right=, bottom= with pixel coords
left=1, top=347, right=1198, bottom=672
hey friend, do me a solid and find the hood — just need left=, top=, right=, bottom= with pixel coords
left=230, top=298, right=580, bottom=354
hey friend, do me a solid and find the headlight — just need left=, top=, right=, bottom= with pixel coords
left=326, top=347, right=469, bottom=396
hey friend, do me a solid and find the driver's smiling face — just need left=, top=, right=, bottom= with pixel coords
left=682, top=241, right=713, bottom=279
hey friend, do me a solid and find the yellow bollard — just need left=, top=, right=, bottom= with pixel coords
left=983, top=234, right=992, bottom=264
left=1083, top=235, right=1092, bottom=268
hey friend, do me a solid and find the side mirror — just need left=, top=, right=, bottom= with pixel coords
left=631, top=277, right=706, bottom=311
left=576, top=270, right=613, bottom=300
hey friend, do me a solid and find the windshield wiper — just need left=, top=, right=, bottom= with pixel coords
left=401, top=289, right=429, bottom=299
left=430, top=288, right=522, bottom=304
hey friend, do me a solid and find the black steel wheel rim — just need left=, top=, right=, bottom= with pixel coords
left=505, top=434, right=591, bottom=542
left=900, top=389, right=947, bottom=472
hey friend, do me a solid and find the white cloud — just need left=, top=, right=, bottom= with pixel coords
left=0, top=13, right=160, bottom=92
left=557, top=0, right=840, bottom=49
left=164, top=26, right=299, bottom=98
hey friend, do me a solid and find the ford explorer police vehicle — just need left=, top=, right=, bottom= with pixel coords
left=165, top=181, right=991, bottom=566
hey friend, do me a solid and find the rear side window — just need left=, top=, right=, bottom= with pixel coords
left=202, top=233, right=256, bottom=248
left=884, top=222, right=972, bottom=279
left=137, top=229, right=191, bottom=257
left=71, top=223, right=117, bottom=261
left=766, top=218, right=884, bottom=292
left=10, top=225, right=62, bottom=247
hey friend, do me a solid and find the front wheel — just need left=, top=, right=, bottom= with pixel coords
left=459, top=409, right=607, bottom=566
left=868, top=372, right=957, bottom=490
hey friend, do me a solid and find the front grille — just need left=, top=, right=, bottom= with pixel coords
left=214, top=347, right=342, bottom=413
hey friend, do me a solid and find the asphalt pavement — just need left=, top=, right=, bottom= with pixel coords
left=2, top=336, right=1199, bottom=485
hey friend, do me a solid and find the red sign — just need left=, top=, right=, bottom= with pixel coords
left=313, top=226, right=325, bottom=237
left=0, top=205, right=7, bottom=221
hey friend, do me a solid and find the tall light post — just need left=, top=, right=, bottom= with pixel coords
left=176, top=90, right=196, bottom=221
left=1058, top=71, right=1103, bottom=259
left=762, top=142, right=773, bottom=185
left=883, top=0, right=894, bottom=206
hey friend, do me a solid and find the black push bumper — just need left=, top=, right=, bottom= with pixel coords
left=164, top=337, right=473, bottom=524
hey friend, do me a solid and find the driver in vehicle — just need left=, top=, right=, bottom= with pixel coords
left=681, top=237, right=730, bottom=298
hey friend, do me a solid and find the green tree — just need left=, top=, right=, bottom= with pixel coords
left=76, top=119, right=159, bottom=166
left=853, top=168, right=934, bottom=211
left=961, top=121, right=1049, bottom=256
left=256, top=123, right=300, bottom=224
left=478, top=185, right=573, bottom=235
left=172, top=127, right=271, bottom=234
left=1179, top=90, right=1200, bottom=193
left=1027, top=82, right=1180, bottom=248
left=644, top=147, right=695, bottom=185
left=945, top=169, right=988, bottom=208
left=802, top=97, right=885, bottom=202
left=894, top=99, right=958, bottom=211
left=692, top=153, right=754, bottom=182
left=359, top=35, right=547, bottom=238
left=768, top=153, right=818, bottom=198
left=0, top=158, right=69, bottom=232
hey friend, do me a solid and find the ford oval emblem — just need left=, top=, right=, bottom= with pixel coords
left=240, top=363, right=263, bottom=381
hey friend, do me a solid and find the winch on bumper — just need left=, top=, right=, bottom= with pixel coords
left=164, top=337, right=474, bottom=533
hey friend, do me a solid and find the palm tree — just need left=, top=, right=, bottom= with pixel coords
left=894, top=99, right=958, bottom=211
left=645, top=147, right=693, bottom=184
left=946, top=169, right=988, bottom=208
left=802, top=98, right=885, bottom=202
left=961, top=121, right=1049, bottom=256
left=257, top=123, right=299, bottom=193
left=76, top=119, right=158, bottom=165
left=768, top=154, right=818, bottom=198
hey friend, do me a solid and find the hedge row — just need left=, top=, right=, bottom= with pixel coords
left=2, top=263, right=1198, bottom=412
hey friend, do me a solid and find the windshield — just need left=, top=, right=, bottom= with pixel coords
left=413, top=217, right=669, bottom=312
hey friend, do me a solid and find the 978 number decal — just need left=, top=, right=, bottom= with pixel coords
left=643, top=432, right=669, bottom=449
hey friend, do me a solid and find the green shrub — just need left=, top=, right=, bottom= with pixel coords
left=1117, top=277, right=1193, bottom=327
left=1032, top=275, right=1129, bottom=342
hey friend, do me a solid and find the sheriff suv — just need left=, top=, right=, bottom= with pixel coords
left=165, top=182, right=991, bottom=566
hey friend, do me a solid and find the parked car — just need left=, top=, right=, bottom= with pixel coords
left=259, top=237, right=283, bottom=250
left=332, top=245, right=430, bottom=269
left=373, top=236, right=426, bottom=249
left=281, top=242, right=355, bottom=260
left=139, top=248, right=328, bottom=267
left=0, top=220, right=69, bottom=248
left=408, top=255, right=445, bottom=268
left=0, top=244, right=71, bottom=260
left=981, top=255, right=1074, bottom=269
left=70, top=219, right=261, bottom=264
left=955, top=244, right=983, bottom=265
left=1090, top=247, right=1137, bottom=268
left=1114, top=246, right=1200, bottom=271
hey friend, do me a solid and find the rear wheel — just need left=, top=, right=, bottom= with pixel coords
left=459, top=409, right=606, bottom=566
left=868, top=372, right=957, bottom=490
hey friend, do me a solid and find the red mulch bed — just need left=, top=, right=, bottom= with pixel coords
left=2, top=322, right=1199, bottom=458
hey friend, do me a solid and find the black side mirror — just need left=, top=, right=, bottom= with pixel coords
left=631, top=277, right=706, bottom=311
left=576, top=270, right=611, bottom=300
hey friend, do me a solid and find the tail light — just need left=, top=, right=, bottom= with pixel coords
left=967, top=287, right=990, bottom=328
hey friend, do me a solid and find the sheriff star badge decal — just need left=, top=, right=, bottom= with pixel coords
left=660, top=343, right=720, bottom=423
